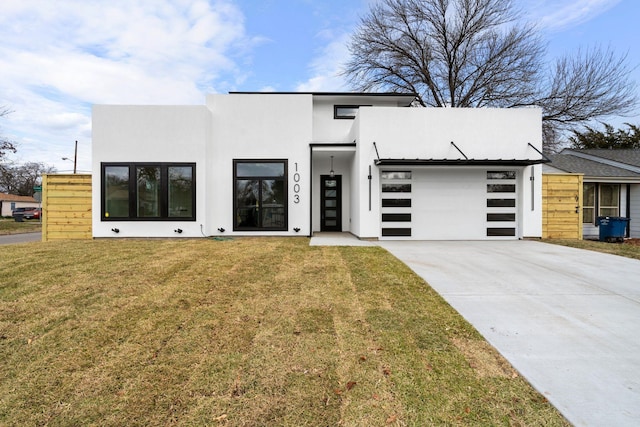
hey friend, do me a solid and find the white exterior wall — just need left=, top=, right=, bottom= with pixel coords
left=312, top=97, right=401, bottom=143
left=206, top=94, right=312, bottom=236
left=92, top=105, right=210, bottom=238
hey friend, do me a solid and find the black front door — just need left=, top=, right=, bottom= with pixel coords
left=320, top=175, right=341, bottom=231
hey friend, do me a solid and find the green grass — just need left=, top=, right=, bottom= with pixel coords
left=0, top=218, right=42, bottom=235
left=544, top=238, right=640, bottom=260
left=0, top=238, right=569, bottom=426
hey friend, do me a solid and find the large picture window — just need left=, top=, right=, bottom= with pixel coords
left=234, top=160, right=287, bottom=231
left=102, top=163, right=195, bottom=221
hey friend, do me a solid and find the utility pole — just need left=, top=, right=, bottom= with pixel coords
left=62, top=140, right=78, bottom=173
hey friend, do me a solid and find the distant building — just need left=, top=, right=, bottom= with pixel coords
left=0, top=192, right=38, bottom=217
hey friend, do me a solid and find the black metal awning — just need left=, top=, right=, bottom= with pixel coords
left=374, top=158, right=548, bottom=166
left=372, top=141, right=550, bottom=167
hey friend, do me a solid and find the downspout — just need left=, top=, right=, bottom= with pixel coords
left=594, top=183, right=600, bottom=226
left=626, top=184, right=631, bottom=238
left=309, top=146, right=313, bottom=238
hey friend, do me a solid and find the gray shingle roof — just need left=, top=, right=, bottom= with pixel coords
left=548, top=152, right=640, bottom=178
left=574, top=149, right=640, bottom=168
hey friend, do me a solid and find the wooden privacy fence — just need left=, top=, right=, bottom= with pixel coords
left=42, top=174, right=92, bottom=241
left=542, top=173, right=583, bottom=239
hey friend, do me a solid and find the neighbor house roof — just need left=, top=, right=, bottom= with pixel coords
left=0, top=192, right=36, bottom=202
left=547, top=149, right=640, bottom=180
left=574, top=149, right=640, bottom=168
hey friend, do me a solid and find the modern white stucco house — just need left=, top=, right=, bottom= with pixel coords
left=92, top=92, right=546, bottom=240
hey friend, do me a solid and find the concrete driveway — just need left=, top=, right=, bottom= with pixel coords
left=0, top=232, right=42, bottom=245
left=377, top=240, right=640, bottom=427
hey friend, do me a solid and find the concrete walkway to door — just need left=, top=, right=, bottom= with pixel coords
left=377, top=240, right=640, bottom=427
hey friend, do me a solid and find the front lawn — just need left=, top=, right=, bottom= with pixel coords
left=0, top=238, right=568, bottom=426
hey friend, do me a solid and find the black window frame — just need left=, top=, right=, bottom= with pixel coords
left=101, top=162, right=196, bottom=221
left=233, top=159, right=288, bottom=231
left=334, top=105, right=371, bottom=120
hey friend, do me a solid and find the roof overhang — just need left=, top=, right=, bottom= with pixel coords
left=229, top=91, right=418, bottom=107
left=583, top=176, right=640, bottom=184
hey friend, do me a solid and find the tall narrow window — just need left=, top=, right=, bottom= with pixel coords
left=234, top=160, right=287, bottom=231
left=137, top=166, right=160, bottom=218
left=583, top=183, right=595, bottom=223
left=104, top=166, right=129, bottom=219
left=599, top=184, right=620, bottom=217
left=168, top=166, right=194, bottom=218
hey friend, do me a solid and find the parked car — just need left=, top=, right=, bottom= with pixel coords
left=12, top=207, right=41, bottom=220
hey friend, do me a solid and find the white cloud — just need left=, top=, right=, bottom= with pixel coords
left=296, top=32, right=351, bottom=92
left=525, top=0, right=622, bottom=31
left=0, top=0, right=256, bottom=172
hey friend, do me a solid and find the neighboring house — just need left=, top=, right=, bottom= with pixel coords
left=92, top=92, right=546, bottom=240
left=545, top=149, right=640, bottom=239
left=0, top=192, right=38, bottom=217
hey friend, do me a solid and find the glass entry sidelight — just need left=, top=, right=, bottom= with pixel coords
left=320, top=175, right=342, bottom=231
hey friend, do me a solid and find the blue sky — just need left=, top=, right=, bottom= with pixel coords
left=0, top=0, right=638, bottom=174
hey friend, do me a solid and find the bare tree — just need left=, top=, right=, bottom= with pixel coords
left=0, top=106, right=16, bottom=160
left=0, top=162, right=55, bottom=196
left=536, top=47, right=637, bottom=130
left=345, top=0, right=638, bottom=151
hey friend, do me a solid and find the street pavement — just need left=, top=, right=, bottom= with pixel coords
left=0, top=232, right=42, bottom=245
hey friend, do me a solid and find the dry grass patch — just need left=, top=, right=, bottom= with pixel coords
left=0, top=218, right=41, bottom=235
left=545, top=238, right=640, bottom=260
left=451, top=337, right=518, bottom=379
left=0, top=238, right=569, bottom=426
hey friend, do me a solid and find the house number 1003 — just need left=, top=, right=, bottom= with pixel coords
left=293, top=163, right=301, bottom=203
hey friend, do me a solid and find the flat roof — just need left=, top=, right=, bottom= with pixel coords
left=229, top=91, right=417, bottom=97
left=228, top=91, right=418, bottom=106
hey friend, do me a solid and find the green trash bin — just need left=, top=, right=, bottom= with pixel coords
left=13, top=213, right=24, bottom=222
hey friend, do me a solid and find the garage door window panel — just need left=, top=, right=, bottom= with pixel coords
left=487, top=198, right=516, bottom=207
